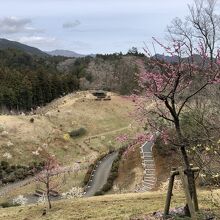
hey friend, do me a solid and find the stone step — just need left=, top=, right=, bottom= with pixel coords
left=142, top=162, right=155, bottom=167
left=142, top=185, right=153, bottom=190
left=143, top=163, right=155, bottom=169
left=144, top=171, right=155, bottom=175
left=144, top=175, right=156, bottom=179
left=143, top=152, right=152, bottom=155
left=142, top=155, right=152, bottom=158
left=142, top=159, right=154, bottom=162
left=143, top=179, right=155, bottom=184
left=143, top=182, right=155, bottom=187
left=144, top=173, right=155, bottom=176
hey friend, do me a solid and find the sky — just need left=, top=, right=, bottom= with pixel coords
left=0, top=0, right=195, bottom=54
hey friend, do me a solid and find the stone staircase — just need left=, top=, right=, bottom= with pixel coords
left=136, top=143, right=157, bottom=192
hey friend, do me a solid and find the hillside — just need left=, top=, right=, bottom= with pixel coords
left=0, top=190, right=219, bottom=220
left=0, top=91, right=136, bottom=164
left=0, top=38, right=48, bottom=57
left=0, top=91, right=141, bottom=200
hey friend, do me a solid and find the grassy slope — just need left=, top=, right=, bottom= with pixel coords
left=0, top=91, right=135, bottom=165
left=0, top=190, right=219, bottom=220
left=0, top=91, right=141, bottom=201
left=114, top=145, right=143, bottom=193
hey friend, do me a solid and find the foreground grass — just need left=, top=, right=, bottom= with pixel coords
left=0, top=190, right=219, bottom=220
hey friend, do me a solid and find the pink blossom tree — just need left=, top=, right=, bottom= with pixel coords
left=130, top=34, right=220, bottom=215
left=35, top=155, right=62, bottom=209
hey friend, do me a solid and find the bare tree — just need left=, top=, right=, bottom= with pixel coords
left=167, top=0, right=220, bottom=66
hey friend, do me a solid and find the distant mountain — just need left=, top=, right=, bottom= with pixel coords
left=152, top=53, right=204, bottom=64
left=153, top=54, right=179, bottom=63
left=0, top=38, right=49, bottom=57
left=46, top=49, right=96, bottom=58
left=46, top=50, right=84, bottom=58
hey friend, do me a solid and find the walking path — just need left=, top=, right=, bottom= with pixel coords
left=136, top=138, right=157, bottom=192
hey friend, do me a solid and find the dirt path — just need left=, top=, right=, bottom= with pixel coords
left=84, top=151, right=118, bottom=197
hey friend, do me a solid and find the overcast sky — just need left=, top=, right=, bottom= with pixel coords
left=0, top=0, right=195, bottom=54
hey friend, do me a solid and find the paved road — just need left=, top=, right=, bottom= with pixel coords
left=84, top=151, right=118, bottom=197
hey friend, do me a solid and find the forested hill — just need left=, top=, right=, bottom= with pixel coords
left=0, top=48, right=91, bottom=112
left=0, top=47, right=143, bottom=113
left=0, top=38, right=48, bottom=57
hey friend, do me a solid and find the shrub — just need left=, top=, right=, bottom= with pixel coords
left=83, top=165, right=94, bottom=185
left=94, top=190, right=104, bottom=196
left=102, top=182, right=112, bottom=192
left=109, top=172, right=118, bottom=180
left=14, top=169, right=26, bottom=180
left=0, top=161, right=44, bottom=185
left=29, top=118, right=34, bottom=123
left=0, top=202, right=20, bottom=208
left=1, top=161, right=9, bottom=169
left=69, top=127, right=87, bottom=138
left=4, top=174, right=16, bottom=183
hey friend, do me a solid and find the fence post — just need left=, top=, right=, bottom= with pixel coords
left=164, top=168, right=176, bottom=216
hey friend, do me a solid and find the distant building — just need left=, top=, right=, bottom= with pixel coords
left=91, top=90, right=107, bottom=99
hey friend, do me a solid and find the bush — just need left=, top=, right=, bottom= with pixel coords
left=0, top=202, right=20, bottom=208
left=94, top=190, right=104, bottom=196
left=3, top=174, right=16, bottom=183
left=69, top=127, right=87, bottom=138
left=29, top=118, right=34, bottom=123
left=0, top=161, right=44, bottom=185
left=83, top=165, right=94, bottom=185
left=1, top=161, right=9, bottom=170
left=102, top=182, right=112, bottom=192
left=14, top=169, right=26, bottom=180
left=109, top=172, right=118, bottom=181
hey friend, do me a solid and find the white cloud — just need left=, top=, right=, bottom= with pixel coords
left=18, top=36, right=58, bottom=48
left=0, top=16, right=43, bottom=34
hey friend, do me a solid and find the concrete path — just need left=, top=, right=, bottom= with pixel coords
left=137, top=137, right=158, bottom=192
left=84, top=151, right=118, bottom=197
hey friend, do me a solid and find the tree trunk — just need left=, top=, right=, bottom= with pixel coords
left=47, top=189, right=51, bottom=209
left=175, top=119, right=195, bottom=216
left=46, top=177, right=52, bottom=209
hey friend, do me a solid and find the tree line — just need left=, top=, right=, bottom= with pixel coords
left=0, top=49, right=90, bottom=112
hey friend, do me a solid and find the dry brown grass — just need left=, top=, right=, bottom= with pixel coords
left=114, top=145, right=143, bottom=193
left=0, top=92, right=135, bottom=165
left=0, top=190, right=219, bottom=220
left=0, top=92, right=139, bottom=201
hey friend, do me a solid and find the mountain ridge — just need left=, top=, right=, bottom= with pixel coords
left=0, top=38, right=49, bottom=57
left=46, top=49, right=96, bottom=58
